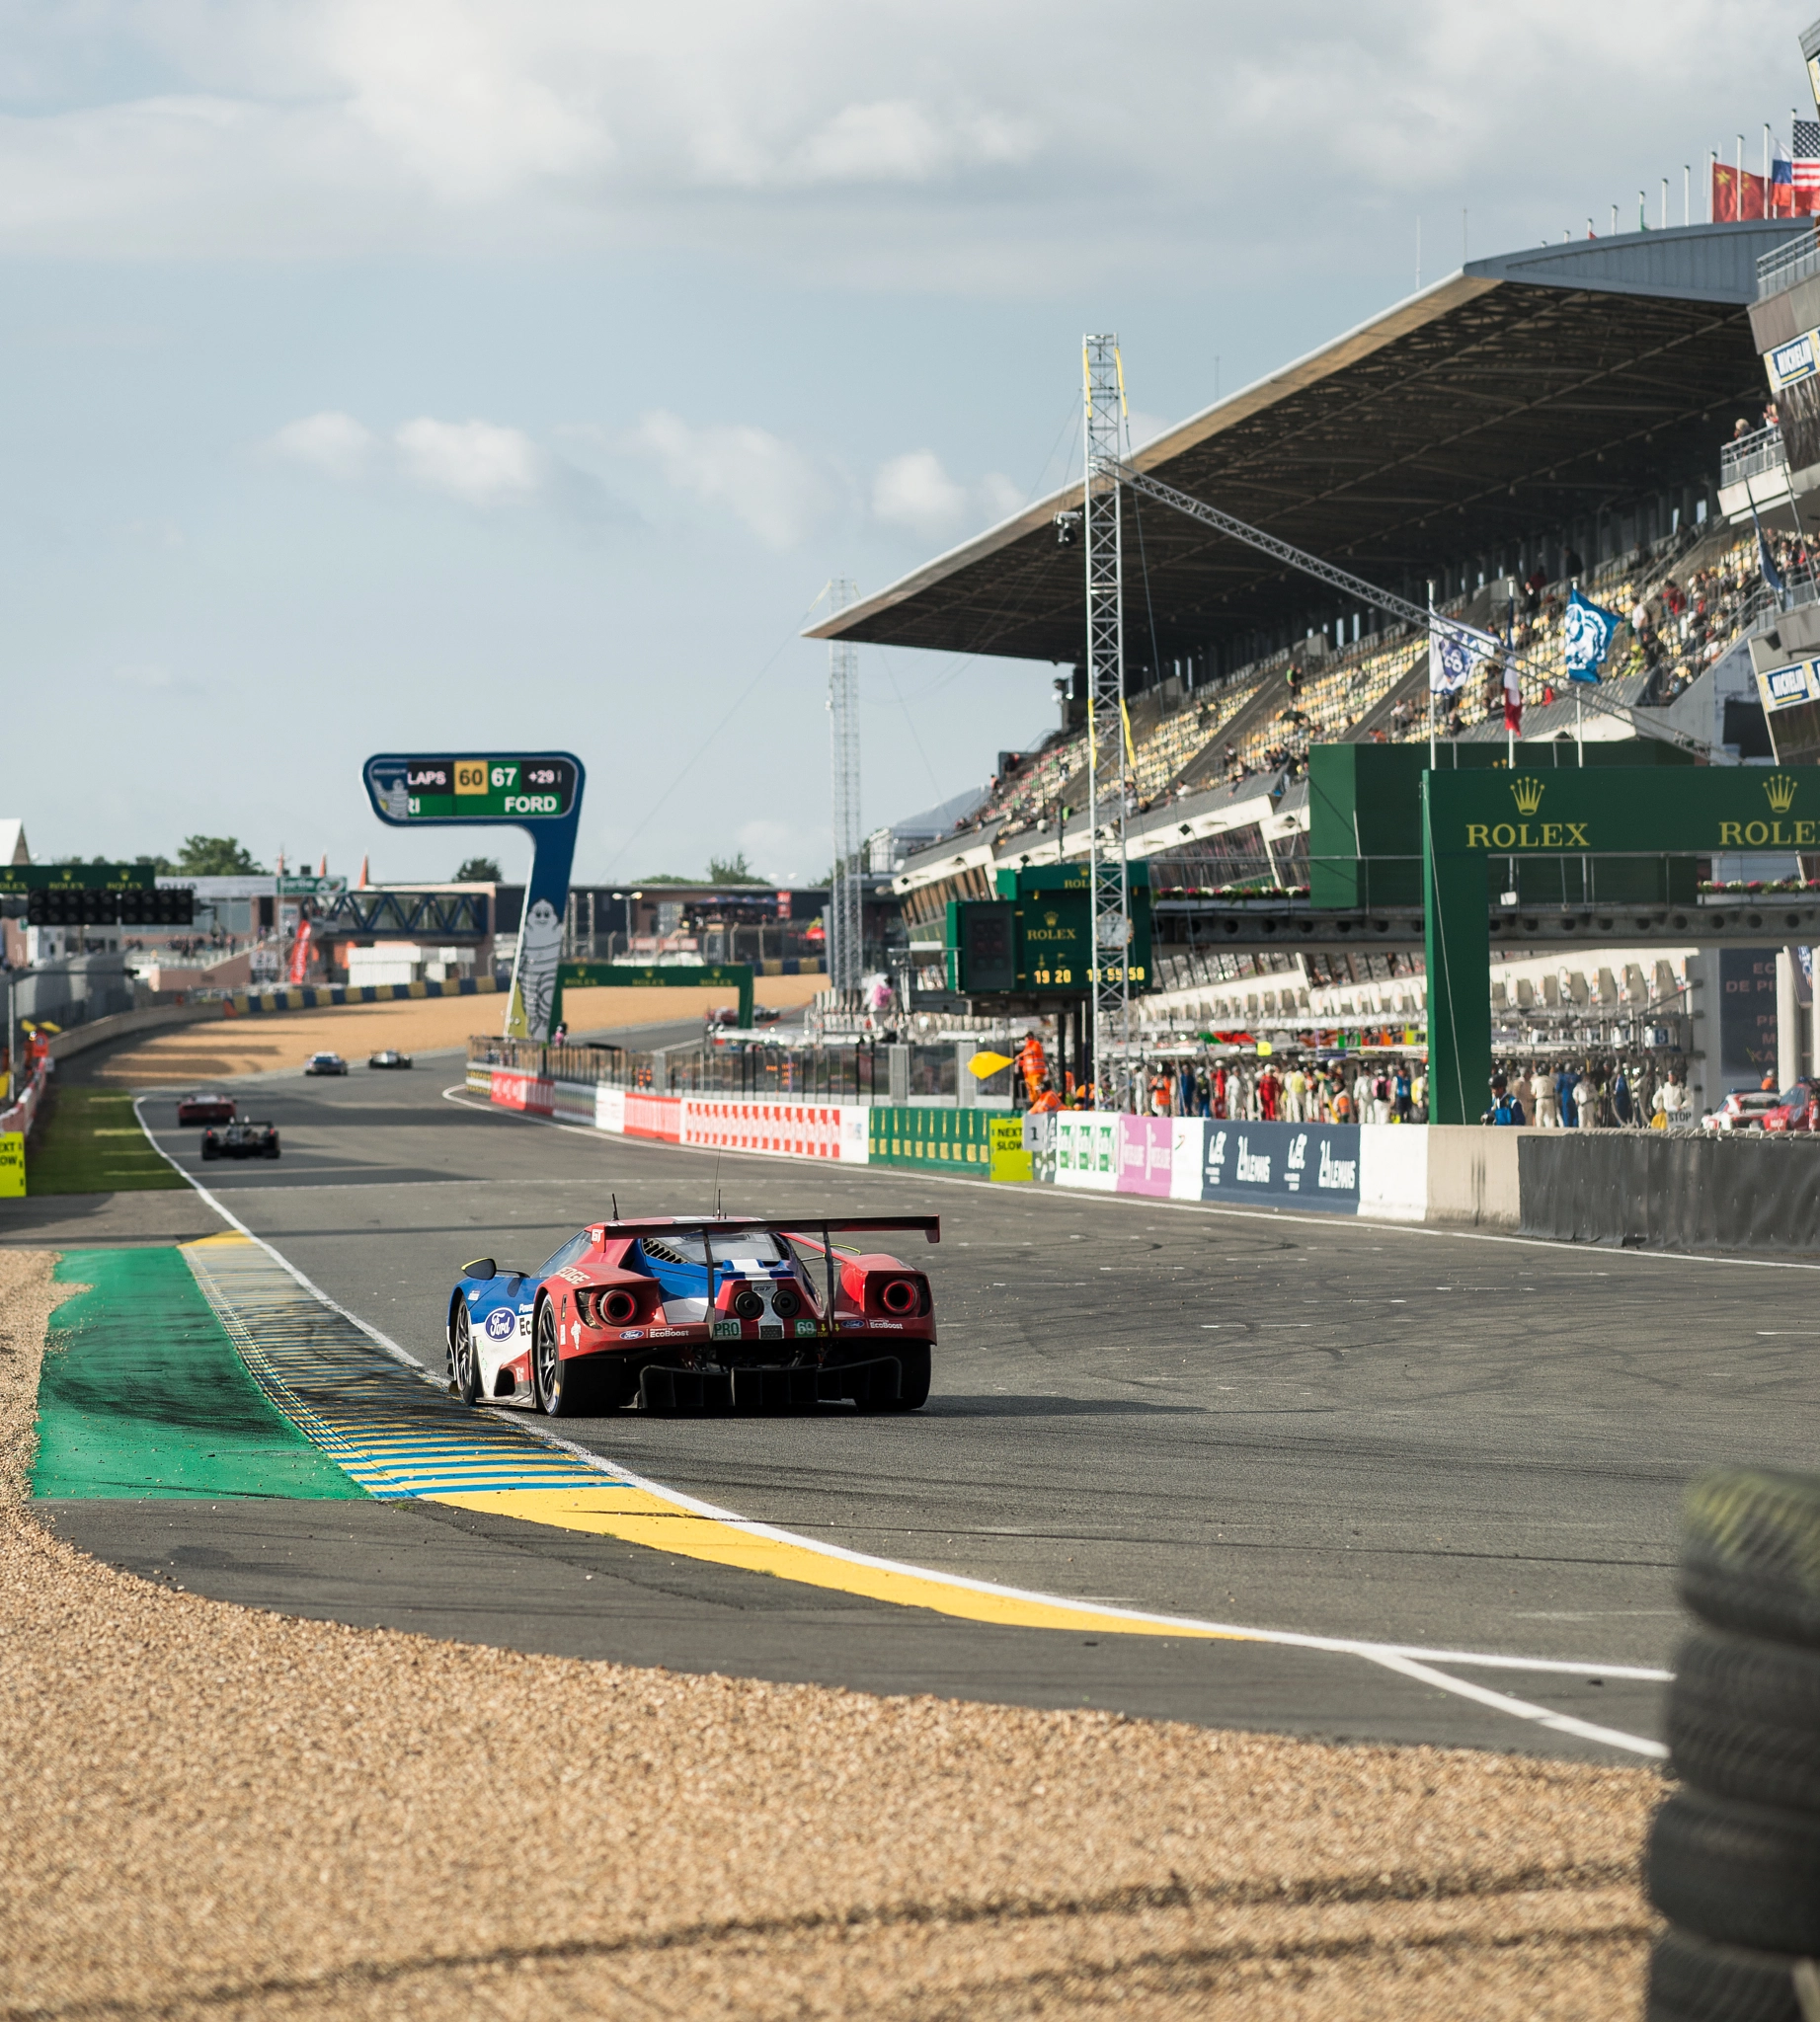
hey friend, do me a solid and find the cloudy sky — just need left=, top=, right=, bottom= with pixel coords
left=1, top=0, right=1806, bottom=884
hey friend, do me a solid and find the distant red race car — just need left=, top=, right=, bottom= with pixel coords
left=176, top=1091, right=235, bottom=1127
left=1761, top=1081, right=1820, bottom=1133
left=447, top=1213, right=939, bottom=1416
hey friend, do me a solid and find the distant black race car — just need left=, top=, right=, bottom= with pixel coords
left=303, top=1051, right=349, bottom=1076
left=368, top=1049, right=413, bottom=1069
left=202, top=1120, right=279, bottom=1161
left=176, top=1091, right=235, bottom=1127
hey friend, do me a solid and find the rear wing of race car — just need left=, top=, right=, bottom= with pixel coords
left=595, top=1214, right=939, bottom=1245
left=595, top=1214, right=939, bottom=1324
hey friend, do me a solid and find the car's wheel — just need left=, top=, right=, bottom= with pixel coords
left=449, top=1305, right=481, bottom=1404
left=532, top=1298, right=575, bottom=1416
left=877, top=1343, right=932, bottom=1413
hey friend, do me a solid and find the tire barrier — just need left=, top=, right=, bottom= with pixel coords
left=1646, top=1467, right=1820, bottom=2018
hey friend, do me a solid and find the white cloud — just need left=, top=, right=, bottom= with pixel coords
left=268, top=410, right=572, bottom=509
left=631, top=410, right=834, bottom=549
left=782, top=100, right=1034, bottom=187
left=271, top=410, right=374, bottom=481
left=871, top=449, right=966, bottom=538
left=872, top=450, right=1028, bottom=541
left=0, top=0, right=1788, bottom=275
left=394, top=416, right=544, bottom=504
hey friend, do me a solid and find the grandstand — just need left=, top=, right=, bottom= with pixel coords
left=820, top=222, right=1809, bottom=920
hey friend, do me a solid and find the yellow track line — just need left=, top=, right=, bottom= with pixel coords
left=428, top=1486, right=1245, bottom=1639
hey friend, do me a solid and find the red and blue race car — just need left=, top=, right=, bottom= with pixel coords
left=447, top=1213, right=938, bottom=1416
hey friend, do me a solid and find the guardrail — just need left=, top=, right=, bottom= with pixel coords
left=1720, top=424, right=1788, bottom=488
left=1758, top=227, right=1820, bottom=299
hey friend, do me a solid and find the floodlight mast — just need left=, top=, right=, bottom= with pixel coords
left=1083, top=339, right=1132, bottom=1109
left=827, top=579, right=863, bottom=992
left=1094, top=457, right=1716, bottom=759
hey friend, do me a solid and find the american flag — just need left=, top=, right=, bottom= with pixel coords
left=1796, top=119, right=1820, bottom=210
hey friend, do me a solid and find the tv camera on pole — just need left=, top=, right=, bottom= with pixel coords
left=362, top=752, right=585, bottom=1041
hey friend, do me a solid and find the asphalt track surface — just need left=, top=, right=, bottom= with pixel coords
left=43, top=1060, right=1820, bottom=1764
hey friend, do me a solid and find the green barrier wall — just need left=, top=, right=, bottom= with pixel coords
left=867, top=1106, right=993, bottom=1172
left=865, top=1108, right=1032, bottom=1182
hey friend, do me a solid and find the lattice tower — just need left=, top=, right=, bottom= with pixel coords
left=1083, top=338, right=1131, bottom=1104
left=827, top=578, right=863, bottom=991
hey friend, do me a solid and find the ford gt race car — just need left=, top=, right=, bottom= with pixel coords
left=447, top=1213, right=938, bottom=1415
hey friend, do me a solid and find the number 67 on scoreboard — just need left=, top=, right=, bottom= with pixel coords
left=361, top=750, right=586, bottom=1041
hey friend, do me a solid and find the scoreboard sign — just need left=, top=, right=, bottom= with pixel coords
left=365, top=754, right=578, bottom=824
left=362, top=749, right=587, bottom=1043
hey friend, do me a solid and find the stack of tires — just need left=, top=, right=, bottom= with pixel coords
left=1647, top=1468, right=1820, bottom=2019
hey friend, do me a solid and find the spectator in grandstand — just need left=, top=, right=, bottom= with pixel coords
left=1257, top=1062, right=1280, bottom=1122
left=1211, top=1062, right=1229, bottom=1119
left=1563, top=546, right=1584, bottom=582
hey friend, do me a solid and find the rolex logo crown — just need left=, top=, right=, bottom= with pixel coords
left=1510, top=776, right=1544, bottom=817
left=1766, top=773, right=1799, bottom=814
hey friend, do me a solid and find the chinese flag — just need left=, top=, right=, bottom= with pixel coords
left=1713, top=162, right=1739, bottom=221
left=1741, top=168, right=1768, bottom=220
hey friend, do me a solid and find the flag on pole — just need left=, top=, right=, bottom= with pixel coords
left=1775, top=136, right=1797, bottom=216
left=1502, top=655, right=1523, bottom=734
left=1759, top=522, right=1784, bottom=596
left=1428, top=618, right=1498, bottom=694
left=1563, top=588, right=1622, bottom=683
left=1713, top=162, right=1771, bottom=221
left=1796, top=120, right=1820, bottom=212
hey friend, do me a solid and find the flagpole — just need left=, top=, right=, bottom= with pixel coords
left=1427, top=580, right=1437, bottom=769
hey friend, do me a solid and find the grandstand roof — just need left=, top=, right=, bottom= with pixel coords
left=809, top=222, right=1806, bottom=665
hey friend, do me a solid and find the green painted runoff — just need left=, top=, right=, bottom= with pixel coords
left=31, top=1247, right=364, bottom=1500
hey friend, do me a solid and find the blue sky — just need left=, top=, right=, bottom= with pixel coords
left=0, top=0, right=1806, bottom=885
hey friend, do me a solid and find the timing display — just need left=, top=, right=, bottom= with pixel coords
left=366, top=754, right=579, bottom=824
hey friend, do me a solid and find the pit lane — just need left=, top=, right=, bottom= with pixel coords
left=41, top=1059, right=1820, bottom=1762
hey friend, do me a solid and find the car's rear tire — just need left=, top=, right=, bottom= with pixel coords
left=532, top=1298, right=578, bottom=1417
left=449, top=1305, right=481, bottom=1404
left=878, top=1343, right=931, bottom=1413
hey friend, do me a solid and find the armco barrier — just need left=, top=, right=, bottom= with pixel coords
left=867, top=1106, right=993, bottom=1173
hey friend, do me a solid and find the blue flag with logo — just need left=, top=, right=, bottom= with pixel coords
left=1428, top=618, right=1498, bottom=694
left=1562, top=588, right=1622, bottom=683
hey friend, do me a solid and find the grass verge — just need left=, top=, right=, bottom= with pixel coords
left=26, top=1085, right=186, bottom=1195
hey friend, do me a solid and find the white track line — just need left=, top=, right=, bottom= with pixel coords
left=133, top=1091, right=1669, bottom=1755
